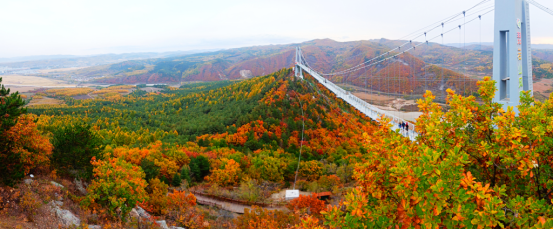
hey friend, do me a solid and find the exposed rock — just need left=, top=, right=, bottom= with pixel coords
left=24, top=179, right=33, bottom=185
left=128, top=208, right=140, bottom=221
left=74, top=179, right=87, bottom=195
left=48, top=201, right=80, bottom=227
left=48, top=200, right=63, bottom=208
left=170, top=226, right=185, bottom=229
left=134, top=206, right=151, bottom=219
left=51, top=181, right=64, bottom=189
left=156, top=220, right=169, bottom=229
left=56, top=209, right=81, bottom=227
left=88, top=225, right=102, bottom=229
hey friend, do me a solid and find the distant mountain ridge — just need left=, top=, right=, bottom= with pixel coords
left=0, top=49, right=219, bottom=67
left=10, top=39, right=553, bottom=96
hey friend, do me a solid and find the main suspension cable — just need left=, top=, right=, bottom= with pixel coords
left=306, top=0, right=493, bottom=76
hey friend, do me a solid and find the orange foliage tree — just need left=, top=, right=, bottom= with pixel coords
left=140, top=178, right=168, bottom=215
left=3, top=115, right=53, bottom=181
left=287, top=194, right=326, bottom=217
left=166, top=191, right=206, bottom=228
left=3, top=114, right=53, bottom=176
left=298, top=161, right=323, bottom=181
left=83, top=157, right=148, bottom=219
left=234, top=206, right=300, bottom=229
left=206, top=158, right=241, bottom=186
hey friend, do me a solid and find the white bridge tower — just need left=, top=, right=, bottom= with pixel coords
left=493, top=0, right=533, bottom=112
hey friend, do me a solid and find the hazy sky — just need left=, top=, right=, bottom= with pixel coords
left=1, top=0, right=552, bottom=58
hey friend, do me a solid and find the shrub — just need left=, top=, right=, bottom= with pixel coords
left=140, top=158, right=160, bottom=182
left=252, top=156, right=287, bottom=182
left=316, top=175, right=341, bottom=191
left=1, top=114, right=53, bottom=185
left=167, top=190, right=196, bottom=210
left=20, top=190, right=41, bottom=216
left=298, top=161, right=323, bottom=181
left=83, top=157, right=148, bottom=219
left=142, top=178, right=168, bottom=216
left=206, top=158, right=241, bottom=186
left=287, top=194, right=326, bottom=216
left=234, top=206, right=300, bottom=229
left=189, top=155, right=210, bottom=182
left=51, top=121, right=103, bottom=180
left=236, top=179, right=262, bottom=202
left=180, top=166, right=192, bottom=186
left=166, top=191, right=204, bottom=228
left=172, top=173, right=181, bottom=187
left=294, top=180, right=309, bottom=191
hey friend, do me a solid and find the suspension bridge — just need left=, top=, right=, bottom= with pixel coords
left=293, top=0, right=553, bottom=140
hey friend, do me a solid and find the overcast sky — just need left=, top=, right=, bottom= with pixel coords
left=1, top=0, right=552, bottom=58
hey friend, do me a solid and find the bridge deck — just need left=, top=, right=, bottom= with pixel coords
left=297, top=64, right=418, bottom=141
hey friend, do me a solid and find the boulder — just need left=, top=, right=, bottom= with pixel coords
left=56, top=209, right=81, bottom=227
left=128, top=208, right=140, bottom=221
left=88, top=225, right=101, bottom=229
left=134, top=206, right=151, bottom=219
left=48, top=201, right=80, bottom=227
left=24, top=179, right=33, bottom=185
left=155, top=220, right=169, bottom=229
left=74, top=179, right=87, bottom=195
left=48, top=200, right=63, bottom=208
left=51, top=181, right=64, bottom=189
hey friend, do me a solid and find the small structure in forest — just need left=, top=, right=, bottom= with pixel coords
left=285, top=190, right=299, bottom=201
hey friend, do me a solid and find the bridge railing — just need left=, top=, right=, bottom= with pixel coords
left=298, top=64, right=418, bottom=141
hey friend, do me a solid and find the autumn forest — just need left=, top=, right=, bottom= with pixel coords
left=0, top=56, right=552, bottom=229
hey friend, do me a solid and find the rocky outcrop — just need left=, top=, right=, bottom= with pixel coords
left=48, top=201, right=80, bottom=227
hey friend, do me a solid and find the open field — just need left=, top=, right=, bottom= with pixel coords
left=533, top=78, right=553, bottom=98
left=6, top=85, right=42, bottom=93
left=26, top=97, right=64, bottom=107
left=0, top=75, right=75, bottom=87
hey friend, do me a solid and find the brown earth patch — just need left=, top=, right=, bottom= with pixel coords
left=533, top=78, right=553, bottom=97
left=71, top=94, right=93, bottom=100
left=26, top=97, right=64, bottom=107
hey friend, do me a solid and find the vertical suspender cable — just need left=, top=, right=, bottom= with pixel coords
left=411, top=42, right=414, bottom=108
left=479, top=15, right=482, bottom=51
left=463, top=11, right=466, bottom=97
left=479, top=15, right=482, bottom=97
left=459, top=24, right=462, bottom=96
left=425, top=33, right=428, bottom=94
left=441, top=22, right=445, bottom=101
left=292, top=94, right=305, bottom=190
left=398, top=51, right=401, bottom=120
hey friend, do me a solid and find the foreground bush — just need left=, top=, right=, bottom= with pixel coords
left=287, top=194, right=326, bottom=217
left=0, top=77, right=34, bottom=185
left=234, top=206, right=300, bottom=229
left=323, top=77, right=553, bottom=228
left=83, top=157, right=148, bottom=219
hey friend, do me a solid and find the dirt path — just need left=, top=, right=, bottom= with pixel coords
left=194, top=194, right=286, bottom=214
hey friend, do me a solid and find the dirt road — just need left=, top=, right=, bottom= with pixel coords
left=194, top=194, right=286, bottom=214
